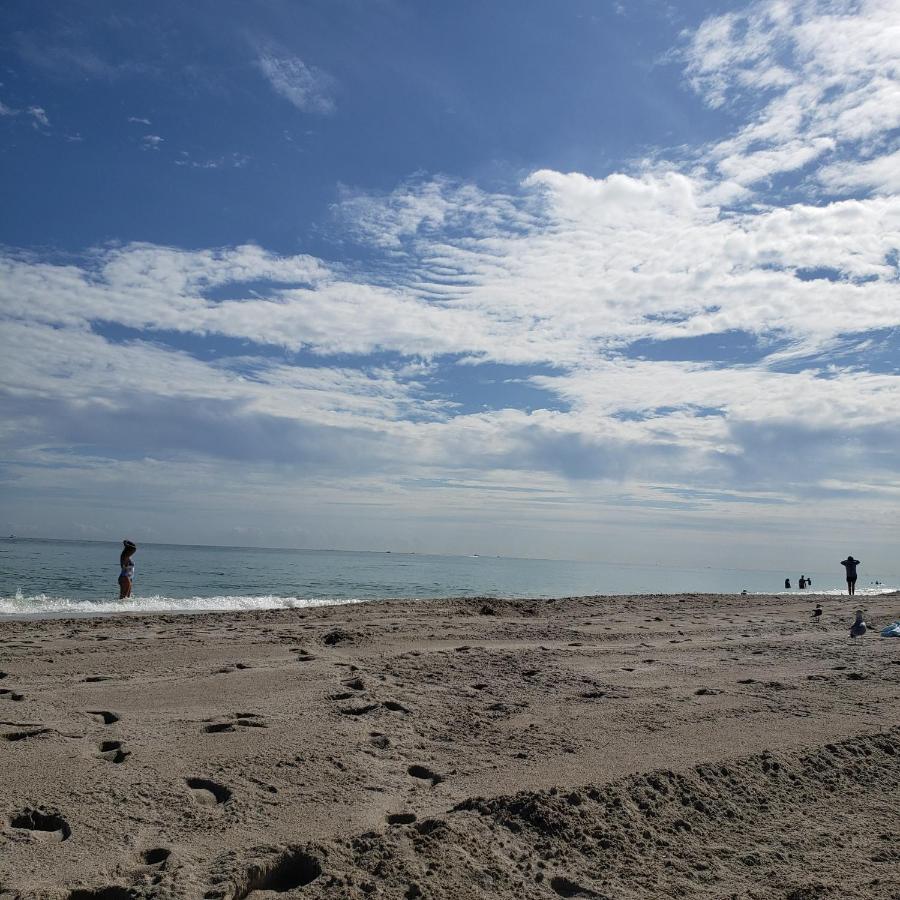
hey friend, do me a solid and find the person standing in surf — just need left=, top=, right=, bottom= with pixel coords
left=841, top=554, right=860, bottom=596
left=119, top=540, right=137, bottom=599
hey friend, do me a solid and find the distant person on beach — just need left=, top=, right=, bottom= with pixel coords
left=119, top=540, right=137, bottom=599
left=799, top=576, right=806, bottom=589
left=806, top=575, right=812, bottom=587
left=841, top=555, right=860, bottom=596
left=784, top=578, right=791, bottom=589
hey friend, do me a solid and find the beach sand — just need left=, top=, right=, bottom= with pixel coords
left=1, top=591, right=898, bottom=899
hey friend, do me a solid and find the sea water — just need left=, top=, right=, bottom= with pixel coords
left=0, top=538, right=896, bottom=618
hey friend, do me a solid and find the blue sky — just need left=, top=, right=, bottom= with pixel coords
left=1, top=0, right=899, bottom=570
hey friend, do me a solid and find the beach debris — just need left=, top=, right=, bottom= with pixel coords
left=880, top=621, right=900, bottom=637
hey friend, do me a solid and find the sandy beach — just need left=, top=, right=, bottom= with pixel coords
left=1, top=591, right=898, bottom=899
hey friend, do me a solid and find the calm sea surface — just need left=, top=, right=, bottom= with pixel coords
left=0, top=538, right=896, bottom=618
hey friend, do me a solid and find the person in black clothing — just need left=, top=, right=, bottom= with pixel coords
left=799, top=576, right=806, bottom=589
left=841, top=555, right=860, bottom=596
left=784, top=577, right=791, bottom=589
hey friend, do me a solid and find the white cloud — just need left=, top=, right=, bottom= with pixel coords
left=128, top=116, right=151, bottom=125
left=681, top=0, right=900, bottom=192
left=256, top=51, right=336, bottom=114
left=2, top=166, right=898, bottom=367
left=0, top=98, right=18, bottom=116
left=2, top=166, right=898, bottom=469
left=819, top=148, right=900, bottom=194
left=141, top=133, right=163, bottom=149
left=335, top=175, right=538, bottom=249
left=27, top=106, right=50, bottom=128
left=174, top=152, right=250, bottom=169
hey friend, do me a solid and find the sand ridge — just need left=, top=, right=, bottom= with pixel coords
left=1, top=591, right=898, bottom=898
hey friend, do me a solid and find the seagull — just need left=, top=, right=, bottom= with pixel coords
left=850, top=610, right=867, bottom=638
left=811, top=604, right=822, bottom=623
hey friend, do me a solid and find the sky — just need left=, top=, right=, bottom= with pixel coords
left=1, top=0, right=899, bottom=570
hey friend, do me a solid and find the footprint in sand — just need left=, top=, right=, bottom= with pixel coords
left=97, top=740, right=129, bottom=764
left=203, top=722, right=237, bottom=733
left=87, top=710, right=120, bottom=725
left=229, top=848, right=322, bottom=898
left=66, top=888, right=135, bottom=899
left=407, top=764, right=443, bottom=786
left=139, top=847, right=171, bottom=866
left=186, top=777, right=232, bottom=806
left=217, top=662, right=252, bottom=674
left=0, top=689, right=25, bottom=701
left=2, top=728, right=50, bottom=741
left=386, top=812, right=417, bottom=825
left=9, top=808, right=71, bottom=841
left=322, top=628, right=354, bottom=646
left=338, top=703, right=380, bottom=716
left=202, top=713, right=269, bottom=734
left=235, top=715, right=267, bottom=728
left=550, top=874, right=597, bottom=897
left=82, top=676, right=114, bottom=683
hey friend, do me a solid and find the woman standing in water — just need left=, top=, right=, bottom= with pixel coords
left=119, top=540, right=137, bottom=599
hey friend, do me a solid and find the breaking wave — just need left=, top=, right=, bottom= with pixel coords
left=0, top=590, right=373, bottom=618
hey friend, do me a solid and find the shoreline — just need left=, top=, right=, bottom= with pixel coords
left=2, top=588, right=898, bottom=624
left=2, top=591, right=898, bottom=897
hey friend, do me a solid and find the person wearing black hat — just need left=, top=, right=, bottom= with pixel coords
left=119, top=540, right=137, bottom=599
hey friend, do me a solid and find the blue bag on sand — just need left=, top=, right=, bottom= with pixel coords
left=880, top=621, right=900, bottom=637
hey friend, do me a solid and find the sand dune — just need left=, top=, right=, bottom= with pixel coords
left=1, top=591, right=898, bottom=898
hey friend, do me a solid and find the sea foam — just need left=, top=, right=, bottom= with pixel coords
left=0, top=590, right=371, bottom=618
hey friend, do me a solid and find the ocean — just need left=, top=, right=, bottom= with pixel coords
left=0, top=538, right=896, bottom=618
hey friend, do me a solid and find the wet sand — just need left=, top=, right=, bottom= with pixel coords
left=1, top=591, right=898, bottom=898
